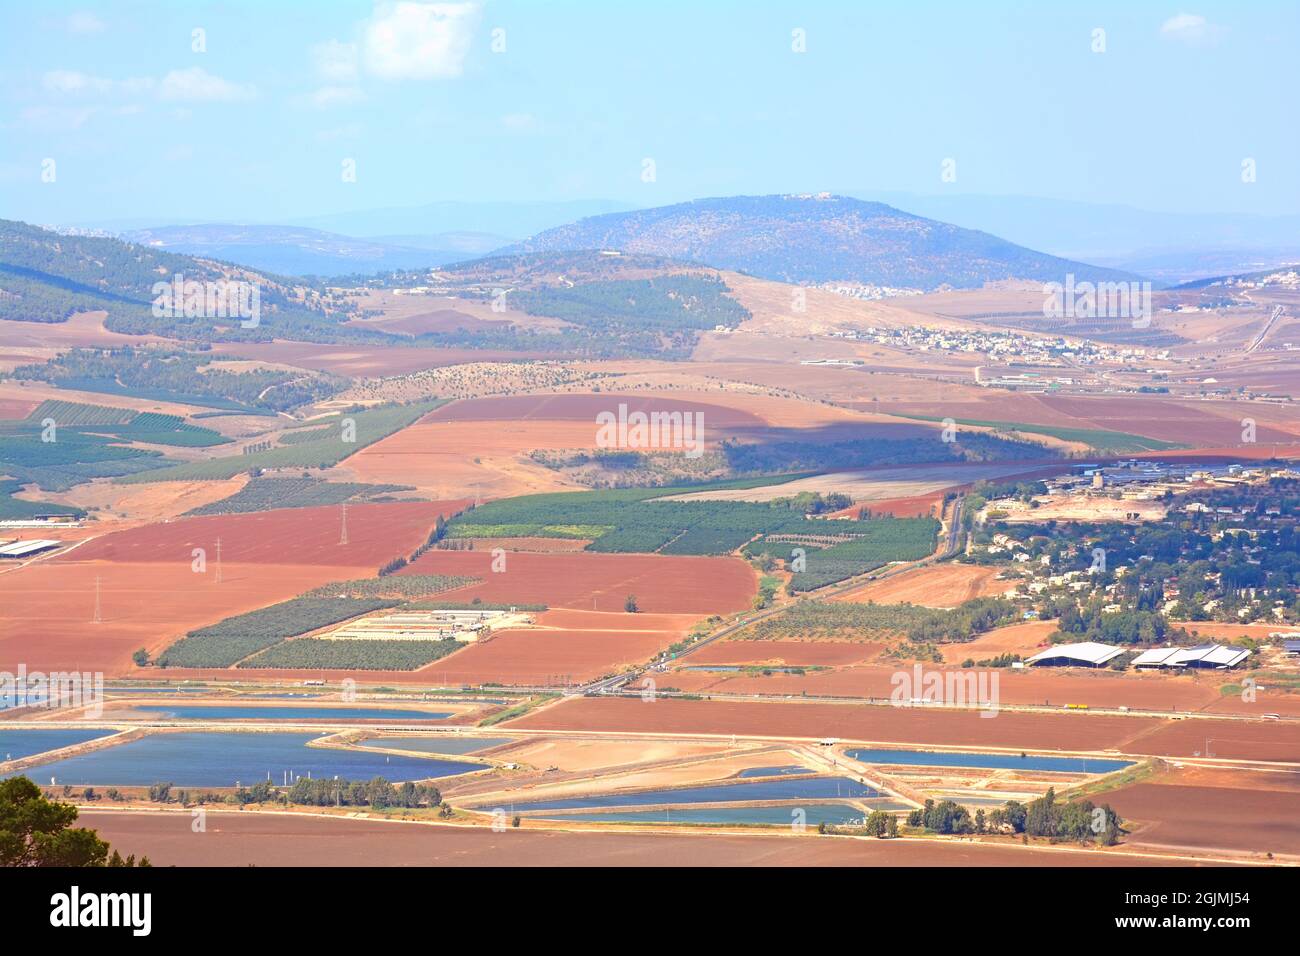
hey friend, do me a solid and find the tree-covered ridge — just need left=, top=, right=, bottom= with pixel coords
left=0, top=219, right=398, bottom=344
left=11, top=348, right=343, bottom=413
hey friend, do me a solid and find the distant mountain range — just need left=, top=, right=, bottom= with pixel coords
left=285, top=199, right=636, bottom=242
left=122, top=224, right=511, bottom=278
left=501, top=194, right=1138, bottom=290
left=849, top=191, right=1300, bottom=284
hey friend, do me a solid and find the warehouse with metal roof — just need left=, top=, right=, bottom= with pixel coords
left=0, top=539, right=62, bottom=559
left=1131, top=644, right=1251, bottom=669
left=1024, top=642, right=1123, bottom=667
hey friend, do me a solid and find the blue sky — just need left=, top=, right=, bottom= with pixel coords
left=1, top=1, right=1296, bottom=226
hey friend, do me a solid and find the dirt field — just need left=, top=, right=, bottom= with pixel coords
left=422, top=609, right=701, bottom=685
left=658, top=662, right=1252, bottom=713
left=683, top=640, right=884, bottom=667
left=330, top=418, right=600, bottom=499
left=937, top=620, right=1058, bottom=663
left=76, top=809, right=1164, bottom=866
left=66, top=500, right=461, bottom=567
left=0, top=397, right=37, bottom=419
left=399, top=550, right=756, bottom=615
left=426, top=393, right=766, bottom=428
left=1098, top=766, right=1300, bottom=858
left=994, top=497, right=1168, bottom=523
left=1121, top=719, right=1300, bottom=763
left=0, top=559, right=376, bottom=675
left=35, top=476, right=248, bottom=525
left=835, top=564, right=1015, bottom=608
left=664, top=462, right=1060, bottom=505
left=0, top=311, right=170, bottom=348
left=508, top=696, right=1166, bottom=753
left=495, top=737, right=744, bottom=773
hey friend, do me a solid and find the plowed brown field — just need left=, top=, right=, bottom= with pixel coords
left=399, top=550, right=755, bottom=615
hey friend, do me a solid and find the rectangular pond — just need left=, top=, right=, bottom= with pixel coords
left=0, top=728, right=116, bottom=762
left=845, top=748, right=1134, bottom=774
left=5, top=731, right=484, bottom=787
left=492, top=776, right=878, bottom=813
left=532, top=804, right=903, bottom=826
left=356, top=736, right=513, bottom=756
left=119, top=705, right=454, bottom=722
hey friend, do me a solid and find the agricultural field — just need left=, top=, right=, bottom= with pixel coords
left=444, top=483, right=937, bottom=590
left=187, top=476, right=418, bottom=515
left=156, top=596, right=401, bottom=667
left=240, top=637, right=463, bottom=670
left=117, top=401, right=443, bottom=483
left=731, top=597, right=1020, bottom=646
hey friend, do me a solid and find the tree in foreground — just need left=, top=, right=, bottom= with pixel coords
left=0, top=776, right=149, bottom=867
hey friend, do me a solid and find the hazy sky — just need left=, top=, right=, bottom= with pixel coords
left=2, top=1, right=1297, bottom=225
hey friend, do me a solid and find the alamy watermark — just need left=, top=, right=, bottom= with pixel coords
left=890, top=664, right=999, bottom=718
left=152, top=273, right=261, bottom=328
left=1043, top=274, right=1153, bottom=329
left=595, top=402, right=705, bottom=459
left=0, top=665, right=104, bottom=719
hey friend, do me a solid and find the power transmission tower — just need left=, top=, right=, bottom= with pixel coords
left=92, top=575, right=102, bottom=624
left=215, top=536, right=223, bottom=584
left=340, top=501, right=349, bottom=545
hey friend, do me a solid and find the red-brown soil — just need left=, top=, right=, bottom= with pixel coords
left=1099, top=766, right=1300, bottom=857
left=683, top=640, right=884, bottom=667
left=0, top=397, right=37, bottom=419
left=0, top=559, right=375, bottom=676
left=65, top=501, right=463, bottom=567
left=400, top=550, right=756, bottom=615
left=658, top=659, right=1300, bottom=719
left=426, top=393, right=767, bottom=427
left=422, top=610, right=700, bottom=685
left=508, top=696, right=1165, bottom=753
left=77, top=809, right=1166, bottom=866
left=834, top=564, right=1015, bottom=608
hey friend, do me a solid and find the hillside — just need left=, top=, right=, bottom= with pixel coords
left=0, top=219, right=388, bottom=343
left=503, top=194, right=1141, bottom=290
left=124, top=223, right=507, bottom=278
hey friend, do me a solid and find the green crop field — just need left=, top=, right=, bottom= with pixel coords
left=187, top=476, right=417, bottom=515
left=239, top=638, right=463, bottom=670
left=734, top=597, right=1020, bottom=642
left=445, top=480, right=938, bottom=589
left=155, top=597, right=399, bottom=668
left=117, top=400, right=443, bottom=482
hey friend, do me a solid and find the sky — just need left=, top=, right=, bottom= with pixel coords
left=1, top=1, right=1297, bottom=227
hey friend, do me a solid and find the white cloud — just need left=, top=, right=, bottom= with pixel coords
left=1159, top=13, right=1224, bottom=46
left=316, top=123, right=363, bottom=143
left=158, top=67, right=257, bottom=102
left=42, top=70, right=113, bottom=95
left=66, top=11, right=106, bottom=34
left=313, top=39, right=360, bottom=83
left=500, top=112, right=541, bottom=133
left=42, top=71, right=155, bottom=97
left=308, top=85, right=366, bottom=109
left=363, top=2, right=480, bottom=80
left=19, top=105, right=96, bottom=131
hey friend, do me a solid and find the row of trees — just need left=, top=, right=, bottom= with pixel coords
left=906, top=789, right=1122, bottom=845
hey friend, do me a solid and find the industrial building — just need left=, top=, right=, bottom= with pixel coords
left=1024, top=642, right=1124, bottom=667
left=1131, top=644, right=1251, bottom=670
left=0, top=539, right=62, bottom=559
